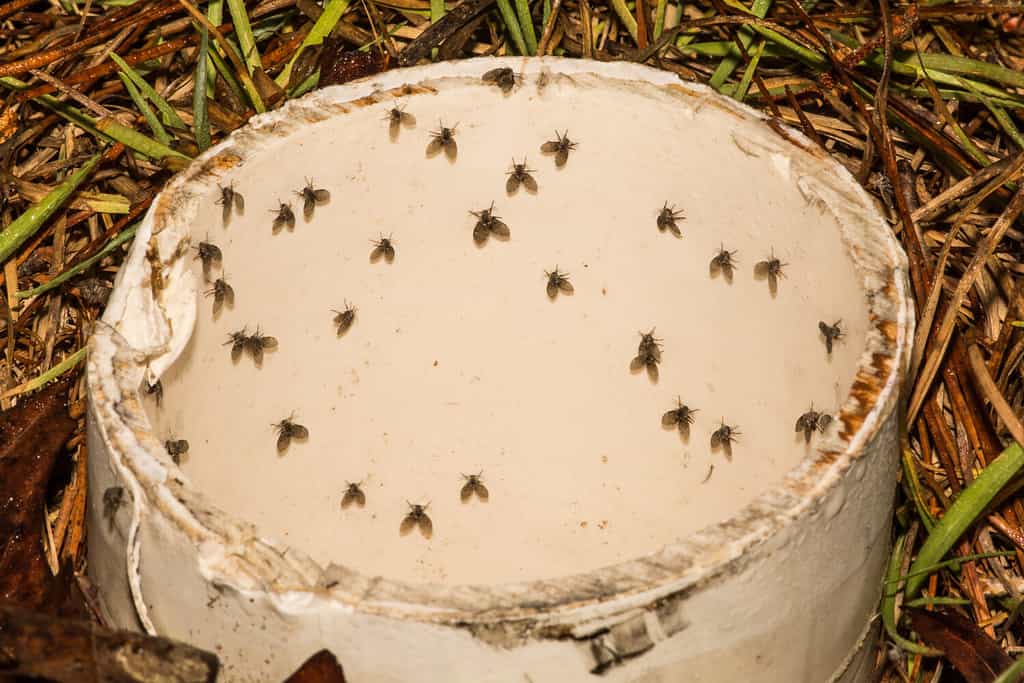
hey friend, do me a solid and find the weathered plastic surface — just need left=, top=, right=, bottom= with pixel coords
left=87, top=57, right=912, bottom=682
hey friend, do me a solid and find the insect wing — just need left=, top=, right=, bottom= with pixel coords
left=817, top=413, right=833, bottom=431
left=768, top=272, right=778, bottom=296
left=474, top=482, right=489, bottom=502
left=303, top=195, right=315, bottom=221
left=250, top=342, right=264, bottom=366
left=222, top=281, right=234, bottom=306
left=276, top=432, right=291, bottom=453
left=460, top=481, right=474, bottom=502
left=523, top=174, right=538, bottom=193
left=482, top=68, right=504, bottom=83
left=555, top=147, right=568, bottom=167
left=426, top=137, right=443, bottom=158
left=313, top=189, right=330, bottom=203
left=754, top=260, right=771, bottom=278
left=221, top=199, right=232, bottom=225
left=260, top=335, right=278, bottom=351
left=645, top=360, right=659, bottom=382
left=400, top=111, right=415, bottom=127
left=662, top=410, right=679, bottom=427
left=630, top=355, right=644, bottom=372
left=292, top=424, right=309, bottom=440
left=667, top=222, right=681, bottom=238
left=546, top=280, right=558, bottom=299
left=418, top=513, right=433, bottom=539
left=473, top=222, right=489, bottom=245
left=384, top=243, right=396, bottom=263
left=231, top=338, right=244, bottom=362
left=711, top=430, right=723, bottom=448
left=342, top=487, right=366, bottom=508
left=506, top=174, right=519, bottom=194
left=490, top=219, right=510, bottom=239
left=558, top=279, right=574, bottom=295
left=541, top=140, right=560, bottom=154
left=443, top=138, right=457, bottom=162
left=233, top=192, right=245, bottom=214
left=400, top=514, right=417, bottom=536
left=389, top=117, right=401, bottom=142
left=370, top=245, right=385, bottom=263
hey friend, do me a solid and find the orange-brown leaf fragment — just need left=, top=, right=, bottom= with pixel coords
left=0, top=378, right=76, bottom=610
left=316, top=38, right=388, bottom=88
left=283, top=649, right=347, bottom=683
left=907, top=607, right=1013, bottom=683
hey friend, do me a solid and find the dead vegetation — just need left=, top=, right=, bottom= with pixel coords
left=1, top=0, right=1023, bottom=680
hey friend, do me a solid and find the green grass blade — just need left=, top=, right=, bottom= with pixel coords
left=955, top=77, right=1024, bottom=151
left=0, top=76, right=188, bottom=161
left=913, top=52, right=1024, bottom=91
left=193, top=26, right=211, bottom=152
left=653, top=0, right=667, bottom=39
left=993, top=658, right=1024, bottom=683
left=905, top=442, right=1024, bottom=599
left=0, top=153, right=102, bottom=266
left=882, top=534, right=944, bottom=656
left=226, top=0, right=262, bottom=73
left=108, top=52, right=186, bottom=130
left=206, top=43, right=246, bottom=106
left=608, top=0, right=638, bottom=43
left=496, top=0, right=529, bottom=55
left=17, top=224, right=138, bottom=299
left=515, top=0, right=538, bottom=54
left=733, top=38, right=765, bottom=102
left=275, top=0, right=351, bottom=87
left=904, top=596, right=972, bottom=608
left=709, top=0, right=772, bottom=90
left=118, top=73, right=171, bottom=146
left=0, top=348, right=87, bottom=399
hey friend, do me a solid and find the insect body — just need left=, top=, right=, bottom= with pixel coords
left=711, top=421, right=740, bottom=460
left=795, top=406, right=833, bottom=442
left=482, top=67, right=517, bottom=93
left=332, top=303, right=357, bottom=336
left=165, top=438, right=189, bottom=464
left=205, top=277, right=234, bottom=315
left=819, top=320, right=843, bottom=354
left=341, top=481, right=366, bottom=508
left=400, top=502, right=433, bottom=539
left=426, top=123, right=458, bottom=161
left=271, top=201, right=295, bottom=233
left=540, top=131, right=577, bottom=167
left=662, top=398, right=697, bottom=436
left=217, top=184, right=244, bottom=225
left=657, top=203, right=685, bottom=238
left=194, top=240, right=222, bottom=279
left=385, top=105, right=416, bottom=141
left=506, top=158, right=538, bottom=194
left=370, top=235, right=396, bottom=263
left=225, top=327, right=248, bottom=362
left=244, top=327, right=278, bottom=366
left=709, top=245, right=738, bottom=281
left=103, top=486, right=125, bottom=526
left=296, top=179, right=330, bottom=221
left=470, top=203, right=510, bottom=245
left=460, top=472, right=489, bottom=502
left=145, top=378, right=163, bottom=406
left=545, top=267, right=574, bottom=299
left=631, top=329, right=662, bottom=382
left=273, top=414, right=309, bottom=453
left=754, top=249, right=787, bottom=296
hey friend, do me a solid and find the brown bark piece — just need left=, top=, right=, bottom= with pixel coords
left=0, top=378, right=77, bottom=611
left=0, top=602, right=219, bottom=683
left=282, top=649, right=347, bottom=683
left=907, top=607, right=1014, bottom=683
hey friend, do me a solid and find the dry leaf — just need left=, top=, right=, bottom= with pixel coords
left=907, top=607, right=1014, bottom=683
left=283, top=649, right=347, bottom=683
left=0, top=378, right=77, bottom=610
left=0, top=602, right=219, bottom=683
left=316, top=38, right=389, bottom=88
